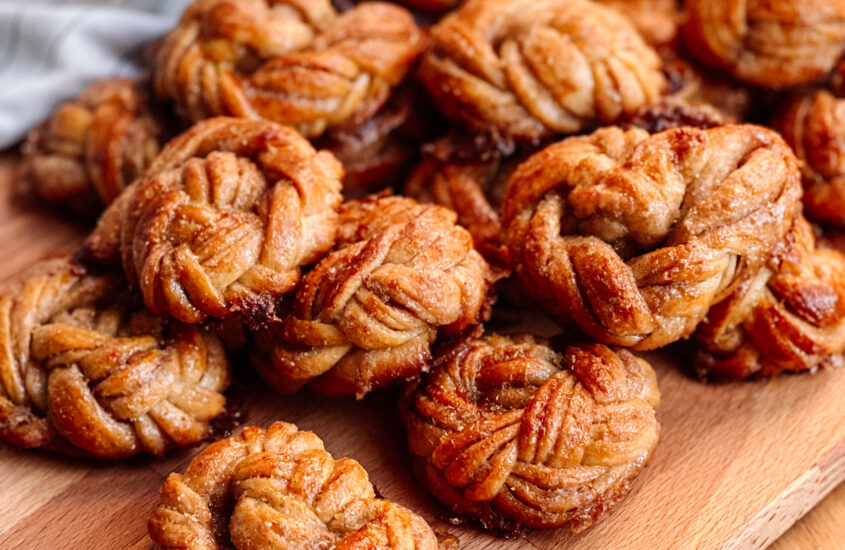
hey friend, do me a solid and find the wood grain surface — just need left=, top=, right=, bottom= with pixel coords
left=0, top=152, right=843, bottom=550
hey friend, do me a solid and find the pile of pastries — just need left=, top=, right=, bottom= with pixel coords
left=4, top=0, right=845, bottom=547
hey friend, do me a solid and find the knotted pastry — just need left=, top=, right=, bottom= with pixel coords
left=85, top=117, right=344, bottom=325
left=597, top=0, right=682, bottom=47
left=0, top=258, right=230, bottom=459
left=154, top=0, right=424, bottom=138
left=149, top=421, right=438, bottom=549
left=19, top=78, right=161, bottom=214
left=418, top=0, right=665, bottom=145
left=403, top=333, right=660, bottom=530
left=695, top=217, right=845, bottom=378
left=404, top=137, right=522, bottom=272
left=502, top=125, right=802, bottom=350
left=683, top=0, right=845, bottom=89
left=252, top=195, right=492, bottom=397
left=776, top=87, right=845, bottom=226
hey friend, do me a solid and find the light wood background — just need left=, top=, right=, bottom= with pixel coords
left=0, top=153, right=843, bottom=549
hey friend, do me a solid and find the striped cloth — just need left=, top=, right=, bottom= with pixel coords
left=0, top=0, right=191, bottom=148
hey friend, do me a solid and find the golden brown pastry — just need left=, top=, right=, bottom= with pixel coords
left=695, top=217, right=845, bottom=378
left=502, top=125, right=802, bottom=350
left=149, top=422, right=438, bottom=549
left=683, top=0, right=845, bottom=89
left=252, top=195, right=492, bottom=397
left=0, top=258, right=230, bottom=459
left=404, top=137, right=521, bottom=272
left=418, top=0, right=665, bottom=145
left=85, top=117, right=344, bottom=326
left=154, top=0, right=424, bottom=138
left=597, top=0, right=682, bottom=47
left=776, top=87, right=845, bottom=225
left=19, top=78, right=161, bottom=214
left=403, top=333, right=660, bottom=531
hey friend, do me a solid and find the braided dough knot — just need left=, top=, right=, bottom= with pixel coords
left=254, top=196, right=492, bottom=397
left=155, top=0, right=424, bottom=137
left=88, top=117, right=343, bottom=324
left=777, top=87, right=845, bottom=225
left=149, top=422, right=438, bottom=549
left=419, top=0, right=665, bottom=142
left=404, top=334, right=660, bottom=530
left=0, top=258, right=230, bottom=458
left=502, top=125, right=802, bottom=349
left=20, top=78, right=161, bottom=212
left=684, top=0, right=845, bottom=89
left=696, top=217, right=845, bottom=378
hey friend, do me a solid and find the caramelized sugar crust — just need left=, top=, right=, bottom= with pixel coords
left=252, top=195, right=493, bottom=398
left=0, top=257, right=230, bottom=459
left=403, top=333, right=660, bottom=530
left=85, top=117, right=344, bottom=326
left=502, top=125, right=802, bottom=349
left=149, top=422, right=438, bottom=549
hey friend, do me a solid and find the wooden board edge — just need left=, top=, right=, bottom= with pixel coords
left=721, top=439, right=845, bottom=550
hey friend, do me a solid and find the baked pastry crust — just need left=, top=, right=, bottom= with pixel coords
left=597, top=0, right=681, bottom=47
left=252, top=195, right=492, bottom=397
left=85, top=117, right=343, bottom=325
left=695, top=217, right=845, bottom=378
left=0, top=258, right=230, bottom=458
left=403, top=333, right=660, bottom=530
left=418, top=0, right=665, bottom=144
left=149, top=422, right=438, bottom=549
left=683, top=0, right=845, bottom=89
left=502, top=125, right=802, bottom=349
left=404, top=137, right=520, bottom=273
left=777, top=86, right=845, bottom=226
left=154, top=0, right=424, bottom=138
left=19, top=78, right=161, bottom=214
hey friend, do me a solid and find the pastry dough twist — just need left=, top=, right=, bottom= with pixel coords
left=683, top=0, right=845, bottom=88
left=502, top=125, right=802, bottom=349
left=0, top=258, right=229, bottom=458
left=403, top=334, right=660, bottom=530
left=154, top=0, right=424, bottom=137
left=86, top=117, right=343, bottom=325
left=253, top=196, right=492, bottom=397
left=777, top=87, right=845, bottom=226
left=419, top=0, right=665, bottom=143
left=149, top=422, right=438, bottom=549
left=696, top=217, right=845, bottom=378
left=20, top=78, right=161, bottom=214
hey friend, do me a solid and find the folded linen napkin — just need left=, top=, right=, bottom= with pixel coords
left=0, top=0, right=191, bottom=148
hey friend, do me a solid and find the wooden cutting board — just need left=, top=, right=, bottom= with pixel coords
left=0, top=153, right=843, bottom=550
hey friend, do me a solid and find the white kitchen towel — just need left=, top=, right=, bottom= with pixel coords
left=0, top=0, right=191, bottom=148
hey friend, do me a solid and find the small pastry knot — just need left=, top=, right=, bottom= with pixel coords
left=253, top=195, right=492, bottom=397
left=683, top=0, right=845, bottom=88
left=777, top=86, right=845, bottom=225
left=148, top=422, right=438, bottom=549
left=419, top=0, right=665, bottom=143
left=502, top=125, right=802, bottom=349
left=86, top=117, right=344, bottom=325
left=20, top=78, right=161, bottom=213
left=154, top=0, right=424, bottom=137
left=404, top=334, right=660, bottom=530
left=0, top=258, right=230, bottom=458
left=696, top=217, right=845, bottom=378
